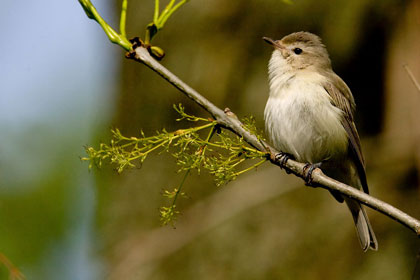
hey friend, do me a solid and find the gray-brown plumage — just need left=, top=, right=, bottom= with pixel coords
left=264, top=31, right=377, bottom=251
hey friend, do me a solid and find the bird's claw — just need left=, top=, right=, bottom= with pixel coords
left=275, top=152, right=294, bottom=174
left=303, top=162, right=322, bottom=185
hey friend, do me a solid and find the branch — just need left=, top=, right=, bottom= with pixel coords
left=126, top=43, right=420, bottom=236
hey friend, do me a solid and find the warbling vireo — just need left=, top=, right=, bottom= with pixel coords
left=263, top=31, right=377, bottom=251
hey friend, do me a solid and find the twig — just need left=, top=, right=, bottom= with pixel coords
left=404, top=64, right=420, bottom=94
left=119, top=0, right=128, bottom=38
left=0, top=253, right=25, bottom=280
left=78, top=0, right=132, bottom=50
left=127, top=45, right=420, bottom=236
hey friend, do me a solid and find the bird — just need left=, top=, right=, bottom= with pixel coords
left=263, top=31, right=377, bottom=251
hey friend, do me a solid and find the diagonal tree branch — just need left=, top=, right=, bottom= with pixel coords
left=126, top=43, right=420, bottom=236
left=404, top=64, right=420, bottom=94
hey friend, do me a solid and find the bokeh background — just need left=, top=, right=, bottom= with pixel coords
left=1, top=0, right=420, bottom=279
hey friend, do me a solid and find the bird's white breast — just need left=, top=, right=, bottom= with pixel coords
left=264, top=56, right=348, bottom=163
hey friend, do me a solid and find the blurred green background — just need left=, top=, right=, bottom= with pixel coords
left=1, top=0, right=420, bottom=279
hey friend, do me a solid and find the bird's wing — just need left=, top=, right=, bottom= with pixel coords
left=322, top=73, right=369, bottom=194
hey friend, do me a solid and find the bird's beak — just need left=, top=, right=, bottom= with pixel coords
left=263, top=37, right=288, bottom=58
left=263, top=37, right=285, bottom=49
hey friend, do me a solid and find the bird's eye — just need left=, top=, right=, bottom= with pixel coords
left=293, top=48, right=303, bottom=55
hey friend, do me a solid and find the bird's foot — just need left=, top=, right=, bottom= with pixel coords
left=275, top=152, right=294, bottom=174
left=303, top=162, right=323, bottom=185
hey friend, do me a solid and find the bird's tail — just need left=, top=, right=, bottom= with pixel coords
left=345, top=197, right=378, bottom=251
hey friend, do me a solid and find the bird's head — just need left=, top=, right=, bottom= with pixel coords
left=263, top=31, right=332, bottom=71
